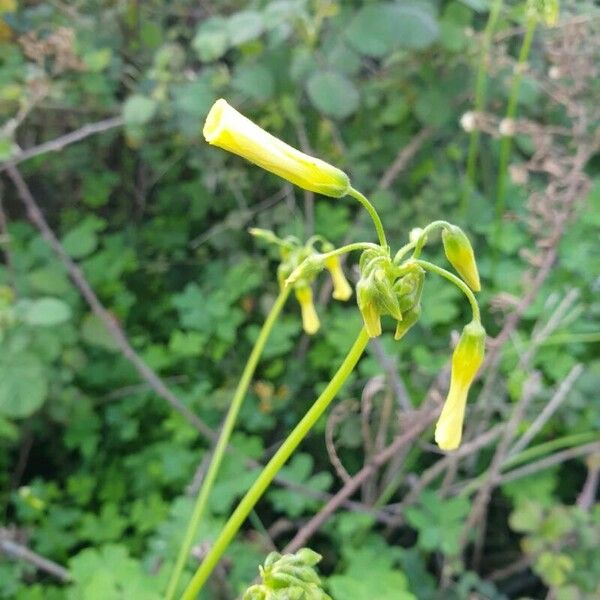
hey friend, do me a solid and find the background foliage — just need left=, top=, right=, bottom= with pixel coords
left=0, top=1, right=599, bottom=599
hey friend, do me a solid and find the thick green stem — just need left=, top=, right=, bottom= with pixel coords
left=462, top=0, right=504, bottom=214
left=347, top=187, right=388, bottom=248
left=165, top=286, right=291, bottom=600
left=180, top=328, right=370, bottom=599
left=412, top=259, right=481, bottom=323
left=493, top=16, right=537, bottom=247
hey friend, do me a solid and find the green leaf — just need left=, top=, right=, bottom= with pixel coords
left=192, top=16, right=229, bottom=62
left=0, top=352, right=47, bottom=418
left=123, top=94, right=157, bottom=126
left=306, top=71, right=359, bottom=119
left=82, top=48, right=112, bottom=72
left=227, top=10, right=265, bottom=46
left=346, top=2, right=439, bottom=57
left=392, top=2, right=440, bottom=49
left=80, top=313, right=120, bottom=352
left=61, top=216, right=106, bottom=259
left=232, top=63, right=275, bottom=102
left=19, top=297, right=72, bottom=326
left=346, top=4, right=399, bottom=58
left=67, top=544, right=162, bottom=600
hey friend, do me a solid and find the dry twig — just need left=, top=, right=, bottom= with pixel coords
left=5, top=165, right=216, bottom=442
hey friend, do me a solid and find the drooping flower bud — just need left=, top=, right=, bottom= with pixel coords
left=356, top=276, right=382, bottom=338
left=295, top=285, right=320, bottom=335
left=441, top=225, right=481, bottom=292
left=323, top=255, right=352, bottom=301
left=285, top=254, right=325, bottom=287
left=394, top=304, right=421, bottom=341
left=393, top=267, right=424, bottom=340
left=203, top=99, right=350, bottom=198
left=435, top=320, right=486, bottom=450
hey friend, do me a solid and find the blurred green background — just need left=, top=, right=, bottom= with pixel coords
left=0, top=1, right=599, bottom=599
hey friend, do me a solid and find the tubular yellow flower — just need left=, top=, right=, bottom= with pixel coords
left=295, top=285, right=320, bottom=335
left=435, top=321, right=486, bottom=451
left=441, top=225, right=481, bottom=292
left=203, top=99, right=350, bottom=198
left=324, top=255, right=352, bottom=301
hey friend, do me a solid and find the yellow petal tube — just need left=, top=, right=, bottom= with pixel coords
left=435, top=321, right=486, bottom=450
left=295, top=285, right=320, bottom=335
left=324, top=255, right=352, bottom=301
left=203, top=99, right=350, bottom=198
left=442, top=225, right=481, bottom=292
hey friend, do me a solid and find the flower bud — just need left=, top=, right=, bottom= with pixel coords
left=394, top=304, right=421, bottom=341
left=295, top=285, right=320, bottom=335
left=323, top=255, right=352, bottom=301
left=442, top=225, right=481, bottom=292
left=356, top=276, right=382, bottom=338
left=285, top=254, right=325, bottom=287
left=435, top=321, right=486, bottom=450
left=204, top=99, right=350, bottom=198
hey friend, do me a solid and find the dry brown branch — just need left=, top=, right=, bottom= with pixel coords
left=0, top=532, right=71, bottom=582
left=378, top=127, right=434, bottom=191
left=0, top=116, right=124, bottom=171
left=387, top=425, right=503, bottom=527
left=497, top=442, right=600, bottom=486
left=509, top=363, right=584, bottom=457
left=461, top=372, right=540, bottom=566
left=5, top=165, right=216, bottom=443
left=283, top=407, right=439, bottom=553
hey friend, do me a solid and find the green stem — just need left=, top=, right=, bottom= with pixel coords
left=412, top=259, right=481, bottom=323
left=321, top=242, right=382, bottom=260
left=180, top=328, right=370, bottom=599
left=165, top=286, right=291, bottom=600
left=411, top=220, right=452, bottom=260
left=462, top=0, right=504, bottom=215
left=493, top=16, right=537, bottom=248
left=347, top=187, right=388, bottom=248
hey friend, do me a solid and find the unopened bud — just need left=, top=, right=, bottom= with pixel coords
left=323, top=255, right=352, bottom=301
left=204, top=99, right=350, bottom=197
left=442, top=225, right=481, bottom=292
left=285, top=254, right=324, bottom=287
left=435, top=320, right=486, bottom=450
left=394, top=304, right=421, bottom=341
left=499, top=118, right=516, bottom=137
left=460, top=111, right=476, bottom=132
left=356, top=276, right=382, bottom=338
left=295, top=285, right=320, bottom=335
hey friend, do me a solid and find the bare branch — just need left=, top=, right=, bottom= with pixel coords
left=282, top=408, right=439, bottom=553
left=4, top=165, right=216, bottom=443
left=0, top=116, right=124, bottom=171
left=509, top=363, right=584, bottom=457
left=0, top=535, right=71, bottom=582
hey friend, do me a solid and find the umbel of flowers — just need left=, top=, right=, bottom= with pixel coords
left=204, top=98, right=485, bottom=453
left=179, top=98, right=487, bottom=600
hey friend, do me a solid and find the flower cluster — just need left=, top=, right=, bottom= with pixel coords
left=203, top=99, right=486, bottom=451
left=249, top=229, right=352, bottom=336
left=244, top=548, right=331, bottom=600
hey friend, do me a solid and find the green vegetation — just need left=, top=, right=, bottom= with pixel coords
left=1, top=1, right=599, bottom=599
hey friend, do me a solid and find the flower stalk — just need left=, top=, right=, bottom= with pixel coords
left=180, top=328, right=370, bottom=599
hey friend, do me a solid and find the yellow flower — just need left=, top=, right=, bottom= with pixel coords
left=435, top=321, right=485, bottom=450
left=324, top=255, right=352, bottom=301
left=203, top=99, right=350, bottom=198
left=442, top=225, right=481, bottom=292
left=295, top=285, right=320, bottom=335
